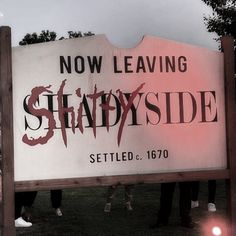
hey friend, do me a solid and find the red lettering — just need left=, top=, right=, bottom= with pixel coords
left=76, top=88, right=84, bottom=134
left=22, top=86, right=56, bottom=145
left=57, top=80, right=75, bottom=146
left=87, top=85, right=104, bottom=138
left=100, top=90, right=115, bottom=131
left=116, top=83, right=145, bottom=146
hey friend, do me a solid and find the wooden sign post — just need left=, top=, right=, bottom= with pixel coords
left=0, top=26, right=235, bottom=236
left=0, top=26, right=15, bottom=235
left=221, top=37, right=236, bottom=236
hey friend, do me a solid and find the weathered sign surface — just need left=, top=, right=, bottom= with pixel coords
left=12, top=35, right=226, bottom=181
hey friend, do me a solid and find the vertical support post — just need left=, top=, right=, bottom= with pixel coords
left=0, top=26, right=15, bottom=235
left=221, top=36, right=236, bottom=236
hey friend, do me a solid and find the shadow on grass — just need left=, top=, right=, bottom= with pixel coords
left=16, top=181, right=228, bottom=236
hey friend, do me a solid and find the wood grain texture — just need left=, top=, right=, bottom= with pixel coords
left=221, top=36, right=236, bottom=236
left=15, top=169, right=229, bottom=191
left=0, top=26, right=15, bottom=236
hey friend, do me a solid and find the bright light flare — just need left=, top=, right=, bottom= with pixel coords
left=212, top=226, right=222, bottom=236
left=0, top=12, right=4, bottom=17
left=201, top=216, right=229, bottom=236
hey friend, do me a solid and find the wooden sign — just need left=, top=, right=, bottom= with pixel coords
left=12, top=34, right=226, bottom=181
left=0, top=26, right=235, bottom=235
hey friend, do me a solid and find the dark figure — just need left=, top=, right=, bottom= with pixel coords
left=20, top=189, right=63, bottom=221
left=15, top=192, right=36, bottom=227
left=191, top=180, right=216, bottom=212
left=104, top=185, right=133, bottom=212
left=151, top=182, right=195, bottom=229
left=50, top=190, right=63, bottom=216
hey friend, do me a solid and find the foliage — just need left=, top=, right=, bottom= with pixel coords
left=19, top=30, right=94, bottom=45
left=202, top=0, right=236, bottom=48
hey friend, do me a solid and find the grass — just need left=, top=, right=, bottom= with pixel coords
left=16, top=180, right=228, bottom=236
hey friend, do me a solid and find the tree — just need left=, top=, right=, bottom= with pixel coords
left=202, top=0, right=235, bottom=41
left=202, top=0, right=236, bottom=70
left=19, top=30, right=94, bottom=45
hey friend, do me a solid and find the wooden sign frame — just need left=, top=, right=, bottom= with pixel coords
left=0, top=26, right=235, bottom=235
left=0, top=26, right=15, bottom=236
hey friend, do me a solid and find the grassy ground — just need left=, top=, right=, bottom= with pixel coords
left=15, top=181, right=228, bottom=236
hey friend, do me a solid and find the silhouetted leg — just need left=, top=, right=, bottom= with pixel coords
left=106, top=185, right=118, bottom=203
left=124, top=185, right=133, bottom=202
left=15, top=192, right=24, bottom=219
left=208, top=180, right=216, bottom=203
left=191, top=181, right=200, bottom=201
left=179, top=182, right=192, bottom=224
left=124, top=185, right=133, bottom=210
left=20, top=191, right=38, bottom=221
left=51, top=190, right=62, bottom=208
left=158, top=182, right=176, bottom=223
left=22, top=191, right=37, bottom=207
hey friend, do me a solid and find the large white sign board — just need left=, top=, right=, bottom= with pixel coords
left=12, top=35, right=226, bottom=181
